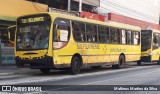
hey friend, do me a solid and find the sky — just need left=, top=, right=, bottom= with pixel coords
left=100, top=0, right=160, bottom=24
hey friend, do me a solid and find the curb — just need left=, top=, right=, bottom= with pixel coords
left=0, top=72, right=16, bottom=76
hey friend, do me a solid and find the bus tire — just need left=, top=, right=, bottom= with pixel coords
left=112, top=55, right=125, bottom=69
left=137, top=61, right=141, bottom=66
left=70, top=57, right=81, bottom=75
left=40, top=68, right=50, bottom=73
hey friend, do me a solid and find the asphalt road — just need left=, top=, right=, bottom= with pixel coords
left=0, top=63, right=160, bottom=94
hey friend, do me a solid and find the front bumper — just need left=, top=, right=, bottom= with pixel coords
left=15, top=55, right=54, bottom=69
left=140, top=56, right=151, bottom=62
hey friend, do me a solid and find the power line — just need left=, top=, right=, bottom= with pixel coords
left=84, top=0, right=159, bottom=22
left=100, top=0, right=159, bottom=21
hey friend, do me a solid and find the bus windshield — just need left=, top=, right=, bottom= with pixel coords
left=16, top=14, right=51, bottom=50
left=141, top=30, right=152, bottom=51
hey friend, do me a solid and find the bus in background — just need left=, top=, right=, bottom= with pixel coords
left=13, top=13, right=141, bottom=74
left=138, top=29, right=160, bottom=65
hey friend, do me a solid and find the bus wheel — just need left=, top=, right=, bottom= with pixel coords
left=70, top=57, right=81, bottom=75
left=137, top=61, right=141, bottom=66
left=112, top=55, right=125, bottom=69
left=40, top=68, right=50, bottom=73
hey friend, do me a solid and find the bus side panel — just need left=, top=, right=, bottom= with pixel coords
left=109, top=45, right=120, bottom=63
left=132, top=45, right=141, bottom=61
left=99, top=44, right=111, bottom=64
left=109, top=45, right=138, bottom=62
left=151, top=49, right=159, bottom=61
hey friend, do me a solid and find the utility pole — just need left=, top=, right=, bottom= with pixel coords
left=68, top=0, right=71, bottom=11
left=79, top=0, right=82, bottom=12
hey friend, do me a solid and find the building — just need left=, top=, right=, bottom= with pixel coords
left=99, top=0, right=160, bottom=24
left=0, top=0, right=48, bottom=65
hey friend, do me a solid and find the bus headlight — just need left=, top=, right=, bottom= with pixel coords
left=53, top=42, right=68, bottom=49
left=147, top=52, right=152, bottom=56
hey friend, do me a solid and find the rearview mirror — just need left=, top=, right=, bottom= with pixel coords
left=7, top=25, right=16, bottom=43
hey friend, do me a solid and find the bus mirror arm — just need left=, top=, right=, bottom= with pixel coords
left=7, top=25, right=16, bottom=44
left=8, top=31, right=14, bottom=43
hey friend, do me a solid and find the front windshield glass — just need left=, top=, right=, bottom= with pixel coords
left=16, top=24, right=50, bottom=50
left=17, top=25, right=49, bottom=50
left=141, top=30, right=152, bottom=51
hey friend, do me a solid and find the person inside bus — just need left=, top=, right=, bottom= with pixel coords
left=92, top=34, right=97, bottom=42
left=39, top=26, right=49, bottom=48
left=56, top=25, right=60, bottom=41
left=33, top=31, right=41, bottom=48
left=87, top=35, right=92, bottom=42
left=80, top=32, right=85, bottom=41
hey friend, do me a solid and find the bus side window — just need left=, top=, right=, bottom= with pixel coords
left=121, top=29, right=126, bottom=44
left=126, top=30, right=132, bottom=44
left=153, top=33, right=159, bottom=50
left=53, top=18, right=70, bottom=42
left=92, top=25, right=97, bottom=42
left=72, top=21, right=85, bottom=41
left=86, top=23, right=98, bottom=42
left=133, top=31, right=140, bottom=45
left=86, top=24, right=92, bottom=42
left=54, top=25, right=70, bottom=42
left=110, top=28, right=120, bottom=44
left=56, top=25, right=60, bottom=41
left=158, top=34, right=160, bottom=47
left=98, top=26, right=109, bottom=43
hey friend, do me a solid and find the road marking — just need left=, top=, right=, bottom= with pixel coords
left=82, top=69, right=160, bottom=85
left=3, top=65, right=155, bottom=94
left=33, top=68, right=160, bottom=93
left=0, top=65, right=158, bottom=85
left=0, top=73, right=16, bottom=76
left=29, top=68, right=160, bottom=93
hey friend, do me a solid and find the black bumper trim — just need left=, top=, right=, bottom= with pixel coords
left=15, top=55, right=54, bottom=69
left=140, top=56, right=151, bottom=62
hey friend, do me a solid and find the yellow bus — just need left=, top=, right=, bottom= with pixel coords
left=138, top=29, right=160, bottom=65
left=14, top=13, right=141, bottom=74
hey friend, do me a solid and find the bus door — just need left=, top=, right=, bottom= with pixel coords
left=141, top=30, right=152, bottom=61
left=53, top=18, right=71, bottom=65
left=151, top=33, right=160, bottom=61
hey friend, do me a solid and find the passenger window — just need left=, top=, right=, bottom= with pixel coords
left=153, top=33, right=159, bottom=50
left=121, top=29, right=126, bottom=44
left=133, top=31, right=140, bottom=45
left=126, top=30, right=132, bottom=44
left=72, top=21, right=85, bottom=41
left=98, top=26, right=109, bottom=43
left=86, top=24, right=97, bottom=42
left=53, top=19, right=70, bottom=42
left=110, top=28, right=120, bottom=44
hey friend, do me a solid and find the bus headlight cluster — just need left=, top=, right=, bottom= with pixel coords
left=147, top=52, right=152, bottom=56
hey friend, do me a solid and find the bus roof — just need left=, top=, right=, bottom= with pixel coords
left=18, top=12, right=141, bottom=31
left=152, top=29, right=160, bottom=33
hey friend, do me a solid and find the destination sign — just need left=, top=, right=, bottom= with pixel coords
left=21, top=17, right=44, bottom=23
left=18, top=14, right=51, bottom=24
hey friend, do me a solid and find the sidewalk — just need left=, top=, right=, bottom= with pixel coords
left=0, top=65, right=39, bottom=76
